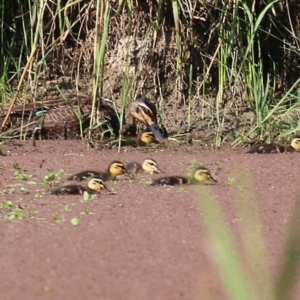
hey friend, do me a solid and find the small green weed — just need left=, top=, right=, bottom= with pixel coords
left=13, top=162, right=20, bottom=170
left=145, top=178, right=153, bottom=185
left=14, top=170, right=26, bottom=181
left=81, top=208, right=95, bottom=215
left=129, top=178, right=136, bottom=184
left=29, top=210, right=38, bottom=218
left=34, top=189, right=44, bottom=198
left=6, top=207, right=25, bottom=220
left=20, top=186, right=29, bottom=194
left=190, top=159, right=201, bottom=169
left=41, top=169, right=65, bottom=185
left=82, top=191, right=97, bottom=202
left=27, top=180, right=37, bottom=186
left=1, top=200, right=12, bottom=209
left=52, top=213, right=63, bottom=223
left=227, top=177, right=235, bottom=184
left=0, top=187, right=15, bottom=194
left=64, top=204, right=71, bottom=211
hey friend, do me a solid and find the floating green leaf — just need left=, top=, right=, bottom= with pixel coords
left=83, top=191, right=89, bottom=201
left=27, top=181, right=37, bottom=185
left=71, top=217, right=80, bottom=226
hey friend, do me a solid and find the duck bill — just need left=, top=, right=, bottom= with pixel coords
left=148, top=124, right=163, bottom=141
left=155, top=167, right=163, bottom=174
left=123, top=170, right=129, bottom=176
left=103, top=184, right=112, bottom=193
left=210, top=176, right=217, bottom=183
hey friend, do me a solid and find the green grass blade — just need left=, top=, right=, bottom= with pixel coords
left=196, top=187, right=253, bottom=300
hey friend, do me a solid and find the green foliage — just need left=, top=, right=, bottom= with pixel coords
left=41, top=169, right=65, bottom=185
left=80, top=208, right=95, bottom=215
left=82, top=191, right=97, bottom=202
left=64, top=204, right=71, bottom=212
left=7, top=208, right=24, bottom=220
left=52, top=213, right=63, bottom=224
left=0, top=0, right=300, bottom=144
left=1, top=201, right=12, bottom=210
left=14, top=170, right=26, bottom=181
left=19, top=186, right=28, bottom=194
left=0, top=201, right=25, bottom=220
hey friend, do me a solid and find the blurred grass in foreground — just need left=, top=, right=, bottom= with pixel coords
left=196, top=170, right=300, bottom=300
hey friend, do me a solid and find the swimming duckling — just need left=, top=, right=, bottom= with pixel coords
left=149, top=167, right=217, bottom=186
left=246, top=137, right=300, bottom=154
left=126, top=158, right=162, bottom=175
left=120, top=98, right=163, bottom=141
left=49, top=176, right=108, bottom=195
left=190, top=167, right=217, bottom=184
left=150, top=176, right=188, bottom=186
left=67, top=160, right=127, bottom=181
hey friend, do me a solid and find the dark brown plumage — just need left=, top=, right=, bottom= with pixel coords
left=67, top=161, right=127, bottom=181
left=246, top=137, right=300, bottom=154
left=120, top=98, right=163, bottom=141
left=4, top=95, right=120, bottom=140
left=49, top=176, right=108, bottom=195
left=149, top=176, right=188, bottom=186
left=149, top=167, right=217, bottom=186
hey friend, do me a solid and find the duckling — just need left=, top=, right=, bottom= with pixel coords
left=67, top=160, right=127, bottom=181
left=149, top=167, right=217, bottom=186
left=101, top=131, right=160, bottom=149
left=135, top=132, right=160, bottom=147
left=149, top=176, right=188, bottom=186
left=126, top=158, right=162, bottom=175
left=49, top=176, right=108, bottom=195
left=120, top=97, right=163, bottom=141
left=246, top=137, right=300, bottom=154
left=191, top=167, right=218, bottom=184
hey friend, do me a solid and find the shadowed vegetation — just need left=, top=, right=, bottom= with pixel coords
left=0, top=0, right=300, bottom=145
